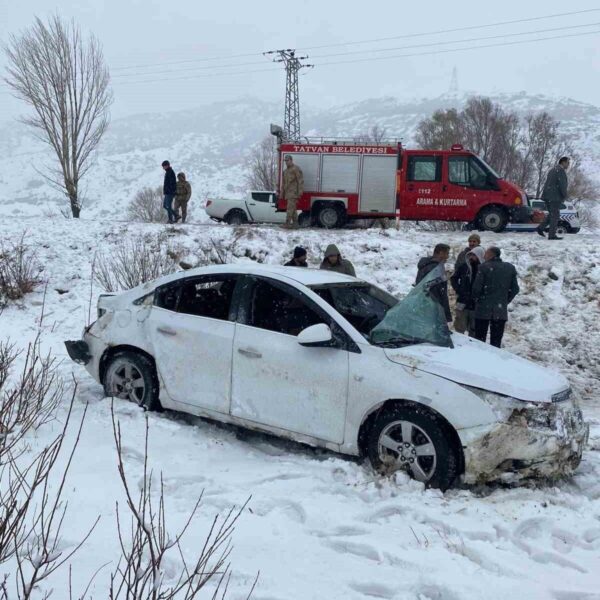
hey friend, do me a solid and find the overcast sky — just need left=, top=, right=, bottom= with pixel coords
left=1, top=0, right=599, bottom=125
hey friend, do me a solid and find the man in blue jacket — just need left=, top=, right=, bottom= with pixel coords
left=161, top=160, right=177, bottom=224
left=537, top=157, right=569, bottom=240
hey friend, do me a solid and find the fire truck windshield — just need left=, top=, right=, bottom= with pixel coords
left=475, top=156, right=500, bottom=179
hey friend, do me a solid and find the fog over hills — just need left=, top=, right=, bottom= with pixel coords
left=1, top=91, right=599, bottom=219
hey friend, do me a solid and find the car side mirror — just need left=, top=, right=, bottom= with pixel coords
left=297, top=323, right=333, bottom=347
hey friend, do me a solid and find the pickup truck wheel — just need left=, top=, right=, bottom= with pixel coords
left=103, top=351, right=161, bottom=411
left=478, top=206, right=508, bottom=232
left=317, top=205, right=346, bottom=229
left=366, top=404, right=460, bottom=491
left=225, top=209, right=248, bottom=226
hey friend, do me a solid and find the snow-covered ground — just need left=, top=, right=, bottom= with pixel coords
left=1, top=216, right=600, bottom=599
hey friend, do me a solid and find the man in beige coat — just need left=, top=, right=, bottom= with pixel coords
left=282, top=155, right=304, bottom=229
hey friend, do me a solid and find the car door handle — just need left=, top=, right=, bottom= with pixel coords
left=157, top=326, right=177, bottom=336
left=238, top=347, right=262, bottom=359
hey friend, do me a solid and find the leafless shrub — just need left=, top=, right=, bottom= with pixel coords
left=354, top=124, right=389, bottom=144
left=0, top=340, right=96, bottom=598
left=94, top=234, right=181, bottom=292
left=110, top=406, right=256, bottom=600
left=576, top=200, right=600, bottom=229
left=245, top=136, right=277, bottom=192
left=0, top=234, right=43, bottom=306
left=4, top=15, right=113, bottom=218
left=127, top=187, right=165, bottom=223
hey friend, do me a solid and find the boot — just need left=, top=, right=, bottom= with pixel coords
left=536, top=227, right=545, bottom=237
left=548, top=235, right=563, bottom=240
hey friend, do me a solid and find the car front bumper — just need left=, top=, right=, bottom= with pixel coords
left=460, top=401, right=589, bottom=484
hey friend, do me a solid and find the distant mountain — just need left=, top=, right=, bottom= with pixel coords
left=1, top=91, right=598, bottom=219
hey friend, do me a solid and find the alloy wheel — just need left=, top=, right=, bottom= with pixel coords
left=107, top=361, right=146, bottom=406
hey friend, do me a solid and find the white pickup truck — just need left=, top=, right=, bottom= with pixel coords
left=205, top=191, right=286, bottom=225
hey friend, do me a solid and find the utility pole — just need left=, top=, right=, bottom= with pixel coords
left=449, top=67, right=459, bottom=94
left=264, top=49, right=313, bottom=141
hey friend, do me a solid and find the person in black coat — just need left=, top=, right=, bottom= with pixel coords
left=284, top=246, right=308, bottom=267
left=450, top=245, right=485, bottom=336
left=415, top=243, right=452, bottom=322
left=472, top=246, right=519, bottom=348
left=537, top=156, right=569, bottom=240
left=162, top=160, right=177, bottom=224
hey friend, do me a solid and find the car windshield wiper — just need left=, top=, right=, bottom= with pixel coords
left=371, top=336, right=426, bottom=348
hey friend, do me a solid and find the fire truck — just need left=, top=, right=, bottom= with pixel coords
left=274, top=131, right=530, bottom=231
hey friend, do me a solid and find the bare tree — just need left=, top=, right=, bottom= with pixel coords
left=355, top=124, right=389, bottom=144
left=415, top=108, right=463, bottom=150
left=245, top=136, right=277, bottom=191
left=127, top=186, right=165, bottom=223
left=4, top=15, right=113, bottom=218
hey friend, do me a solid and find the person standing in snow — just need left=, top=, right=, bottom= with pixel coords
left=282, top=155, right=304, bottom=229
left=320, top=244, right=356, bottom=276
left=161, top=160, right=177, bottom=224
left=537, top=156, right=570, bottom=240
left=415, top=243, right=452, bottom=322
left=472, top=246, right=519, bottom=348
left=284, top=246, right=308, bottom=267
left=450, top=246, right=485, bottom=336
left=174, top=172, right=192, bottom=223
left=454, top=233, right=481, bottom=270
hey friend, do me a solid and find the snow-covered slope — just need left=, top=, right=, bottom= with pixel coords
left=1, top=92, right=599, bottom=219
left=1, top=216, right=599, bottom=598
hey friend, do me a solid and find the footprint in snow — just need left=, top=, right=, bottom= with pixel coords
left=348, top=581, right=396, bottom=599
left=323, top=539, right=381, bottom=562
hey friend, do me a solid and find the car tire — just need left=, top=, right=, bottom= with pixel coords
left=317, top=204, right=346, bottom=229
left=556, top=221, right=570, bottom=235
left=103, top=351, right=161, bottom=411
left=225, top=209, right=248, bottom=226
left=478, top=206, right=508, bottom=232
left=366, top=404, right=460, bottom=491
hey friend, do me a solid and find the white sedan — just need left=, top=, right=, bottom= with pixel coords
left=65, top=264, right=587, bottom=490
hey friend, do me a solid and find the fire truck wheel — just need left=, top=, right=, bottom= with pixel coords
left=316, top=204, right=346, bottom=229
left=225, top=209, right=248, bottom=226
left=478, top=206, right=508, bottom=232
left=298, top=212, right=312, bottom=228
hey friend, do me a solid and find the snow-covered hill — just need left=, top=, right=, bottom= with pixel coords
left=1, top=216, right=599, bottom=598
left=1, top=91, right=599, bottom=218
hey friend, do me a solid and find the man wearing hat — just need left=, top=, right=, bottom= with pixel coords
left=284, top=246, right=308, bottom=267
left=282, top=155, right=304, bottom=229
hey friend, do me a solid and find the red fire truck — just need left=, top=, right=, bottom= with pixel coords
left=276, top=138, right=530, bottom=231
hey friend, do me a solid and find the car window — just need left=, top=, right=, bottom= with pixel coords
left=532, top=201, right=545, bottom=210
left=247, top=279, right=324, bottom=336
left=251, top=192, right=272, bottom=203
left=407, top=156, right=441, bottom=182
left=311, top=283, right=397, bottom=337
left=178, top=275, right=239, bottom=321
left=448, top=156, right=489, bottom=188
left=154, top=283, right=180, bottom=311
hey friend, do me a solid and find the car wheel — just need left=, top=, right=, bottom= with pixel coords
left=317, top=204, right=346, bottom=228
left=225, top=209, right=248, bottom=226
left=555, top=222, right=570, bottom=235
left=366, top=404, right=460, bottom=491
left=103, top=351, right=161, bottom=411
left=478, top=206, right=508, bottom=232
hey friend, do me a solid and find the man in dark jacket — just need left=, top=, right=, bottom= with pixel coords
left=415, top=243, right=452, bottom=322
left=537, top=157, right=569, bottom=240
left=454, top=233, right=481, bottom=270
left=320, top=244, right=356, bottom=276
left=472, top=246, right=519, bottom=348
left=284, top=246, right=308, bottom=267
left=161, top=160, right=177, bottom=224
left=450, top=245, right=485, bottom=335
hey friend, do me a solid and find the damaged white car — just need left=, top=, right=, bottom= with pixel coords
left=65, top=264, right=588, bottom=490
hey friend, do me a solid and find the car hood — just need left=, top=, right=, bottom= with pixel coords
left=384, top=334, right=568, bottom=403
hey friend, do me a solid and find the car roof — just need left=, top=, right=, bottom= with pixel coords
left=138, top=263, right=358, bottom=292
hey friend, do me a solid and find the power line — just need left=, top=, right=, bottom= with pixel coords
left=299, top=7, right=600, bottom=51
left=312, top=28, right=600, bottom=68
left=310, top=21, right=600, bottom=60
left=107, top=21, right=600, bottom=82
left=104, top=8, right=599, bottom=74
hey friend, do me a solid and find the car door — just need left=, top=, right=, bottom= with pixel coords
left=246, top=192, right=285, bottom=224
left=231, top=276, right=350, bottom=444
left=399, top=154, right=444, bottom=219
left=147, top=274, right=241, bottom=414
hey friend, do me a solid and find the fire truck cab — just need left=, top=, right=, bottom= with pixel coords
left=277, top=140, right=528, bottom=231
